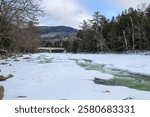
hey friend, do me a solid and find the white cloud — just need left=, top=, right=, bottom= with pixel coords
left=38, top=0, right=91, bottom=28
left=38, top=0, right=150, bottom=28
left=110, top=0, right=149, bottom=9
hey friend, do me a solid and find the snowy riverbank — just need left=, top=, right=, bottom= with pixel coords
left=0, top=53, right=150, bottom=100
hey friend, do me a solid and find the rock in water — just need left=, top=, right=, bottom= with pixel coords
left=0, top=85, right=4, bottom=100
left=0, top=75, right=8, bottom=81
left=0, top=74, right=13, bottom=81
left=7, top=74, right=14, bottom=78
left=93, top=77, right=113, bottom=85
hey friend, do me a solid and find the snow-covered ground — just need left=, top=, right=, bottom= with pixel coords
left=0, top=53, right=150, bottom=100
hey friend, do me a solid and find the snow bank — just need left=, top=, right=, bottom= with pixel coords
left=0, top=53, right=150, bottom=100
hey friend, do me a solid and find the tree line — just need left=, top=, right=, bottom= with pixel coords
left=1, top=1, right=150, bottom=54
left=42, top=38, right=78, bottom=53
left=0, top=0, right=43, bottom=53
left=74, top=5, right=150, bottom=53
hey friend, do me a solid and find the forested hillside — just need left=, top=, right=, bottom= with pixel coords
left=38, top=26, right=77, bottom=34
left=39, top=26, right=78, bottom=52
left=75, top=6, right=150, bottom=53
left=39, top=26, right=77, bottom=41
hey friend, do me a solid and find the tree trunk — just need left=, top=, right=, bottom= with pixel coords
left=129, top=16, right=135, bottom=50
left=123, top=31, right=128, bottom=50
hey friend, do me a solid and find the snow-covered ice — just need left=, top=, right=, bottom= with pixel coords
left=0, top=53, right=150, bottom=100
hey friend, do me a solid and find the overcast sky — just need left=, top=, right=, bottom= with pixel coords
left=38, top=0, right=150, bottom=28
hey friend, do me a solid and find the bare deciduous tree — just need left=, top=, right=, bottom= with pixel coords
left=0, top=0, right=43, bottom=52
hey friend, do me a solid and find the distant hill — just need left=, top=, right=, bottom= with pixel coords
left=38, top=26, right=78, bottom=41
left=38, top=26, right=77, bottom=34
